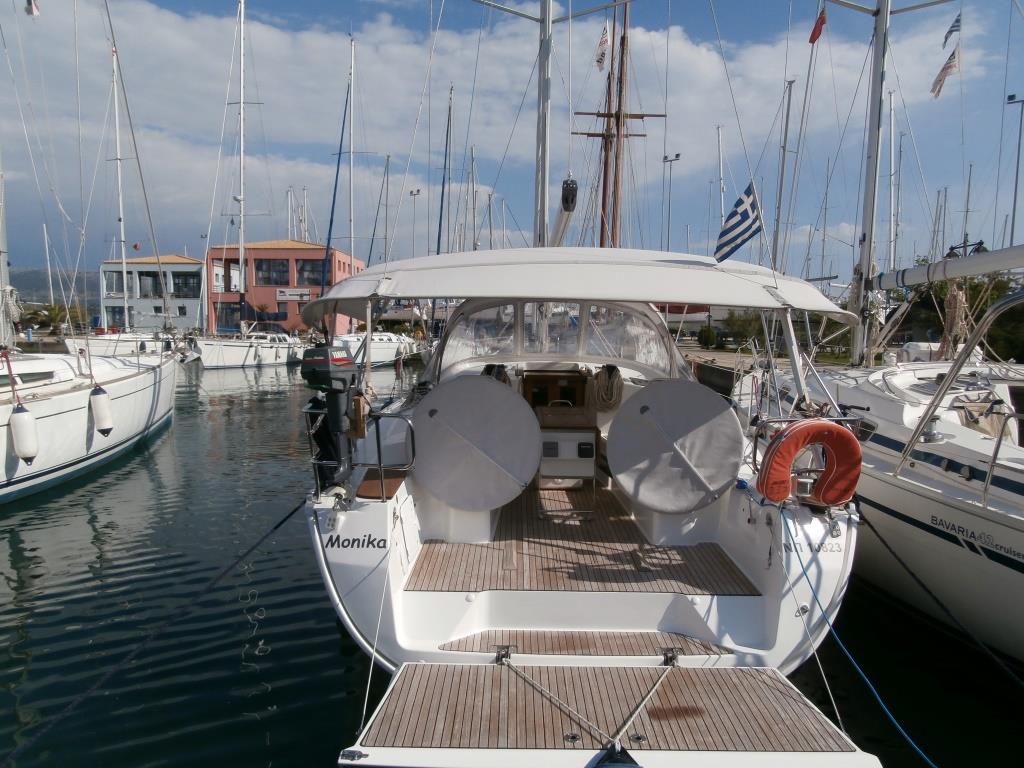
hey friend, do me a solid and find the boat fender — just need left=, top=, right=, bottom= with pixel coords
left=90, top=386, right=115, bottom=436
left=756, top=419, right=861, bottom=506
left=10, top=403, right=39, bottom=464
left=394, top=351, right=403, bottom=376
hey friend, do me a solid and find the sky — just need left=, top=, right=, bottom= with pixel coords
left=0, top=0, right=1020, bottom=301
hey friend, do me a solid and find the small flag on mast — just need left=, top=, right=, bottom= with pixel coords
left=943, top=12, right=961, bottom=48
left=24, top=0, right=39, bottom=16
left=808, top=8, right=827, bottom=44
left=715, top=183, right=763, bottom=262
left=595, top=24, right=609, bottom=71
left=930, top=45, right=959, bottom=99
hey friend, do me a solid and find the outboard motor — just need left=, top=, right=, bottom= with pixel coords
left=301, top=346, right=357, bottom=490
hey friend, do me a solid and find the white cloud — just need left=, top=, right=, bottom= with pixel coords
left=0, top=0, right=1005, bottom=292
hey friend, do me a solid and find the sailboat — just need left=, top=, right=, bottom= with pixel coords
left=62, top=46, right=178, bottom=360
left=732, top=0, right=1024, bottom=663
left=1, top=146, right=178, bottom=502
left=296, top=3, right=880, bottom=765
left=194, top=0, right=306, bottom=370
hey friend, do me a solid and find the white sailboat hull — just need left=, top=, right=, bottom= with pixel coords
left=1, top=353, right=178, bottom=501
left=64, top=333, right=172, bottom=357
left=855, top=450, right=1024, bottom=660
left=195, top=336, right=303, bottom=369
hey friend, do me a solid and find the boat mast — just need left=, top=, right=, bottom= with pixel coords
left=0, top=145, right=11, bottom=350
left=770, top=80, right=795, bottom=272
left=887, top=89, right=896, bottom=274
left=610, top=2, right=630, bottom=247
left=113, top=47, right=130, bottom=331
left=238, top=0, right=247, bottom=332
left=717, top=124, right=725, bottom=228
left=533, top=0, right=553, bottom=246
left=846, top=0, right=892, bottom=364
left=348, top=36, right=356, bottom=278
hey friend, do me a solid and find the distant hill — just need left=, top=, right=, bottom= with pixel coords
left=9, top=268, right=100, bottom=313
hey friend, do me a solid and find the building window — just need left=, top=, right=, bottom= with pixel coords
left=103, top=271, right=125, bottom=296
left=153, top=306, right=163, bottom=315
left=296, top=259, right=322, bottom=286
left=106, top=306, right=126, bottom=328
left=177, top=305, right=187, bottom=317
left=254, top=259, right=289, bottom=286
left=277, top=302, right=289, bottom=315
left=173, top=272, right=201, bottom=298
left=138, top=271, right=164, bottom=298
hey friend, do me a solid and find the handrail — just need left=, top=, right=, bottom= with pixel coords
left=982, top=411, right=1024, bottom=508
left=895, top=289, right=1024, bottom=475
left=351, top=411, right=417, bottom=501
left=303, top=404, right=416, bottom=501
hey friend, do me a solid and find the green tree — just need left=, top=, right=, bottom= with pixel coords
left=697, top=324, right=716, bottom=349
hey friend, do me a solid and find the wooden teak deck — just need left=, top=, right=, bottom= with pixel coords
left=406, top=488, right=759, bottom=595
left=359, top=663, right=854, bottom=753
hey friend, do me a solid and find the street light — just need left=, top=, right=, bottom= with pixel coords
left=409, top=188, right=421, bottom=258
left=663, top=153, right=681, bottom=251
left=1008, top=94, right=1024, bottom=247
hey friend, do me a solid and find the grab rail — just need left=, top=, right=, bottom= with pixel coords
left=982, top=411, right=1024, bottom=508
left=351, top=411, right=417, bottom=501
left=303, top=405, right=416, bottom=500
left=896, top=288, right=1024, bottom=474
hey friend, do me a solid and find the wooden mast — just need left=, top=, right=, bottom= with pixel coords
left=574, top=3, right=662, bottom=248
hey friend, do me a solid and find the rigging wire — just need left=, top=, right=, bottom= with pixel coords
left=200, top=2, right=241, bottom=334
left=380, top=0, right=448, bottom=267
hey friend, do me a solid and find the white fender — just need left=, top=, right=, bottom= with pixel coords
left=10, top=403, right=39, bottom=464
left=90, top=386, right=115, bottom=436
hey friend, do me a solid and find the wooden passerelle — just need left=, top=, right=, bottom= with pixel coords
left=406, top=488, right=759, bottom=595
left=360, top=663, right=855, bottom=753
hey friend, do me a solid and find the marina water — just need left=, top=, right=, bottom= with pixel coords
left=0, top=364, right=1016, bottom=767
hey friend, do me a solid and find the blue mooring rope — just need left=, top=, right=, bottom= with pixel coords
left=780, top=507, right=940, bottom=768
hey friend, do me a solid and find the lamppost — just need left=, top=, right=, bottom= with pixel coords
left=663, top=153, right=680, bottom=251
left=1008, top=94, right=1024, bottom=247
left=409, top=188, right=421, bottom=258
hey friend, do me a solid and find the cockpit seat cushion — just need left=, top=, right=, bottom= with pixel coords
left=607, top=379, right=742, bottom=514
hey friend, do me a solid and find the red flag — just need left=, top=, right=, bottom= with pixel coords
left=808, top=9, right=827, bottom=44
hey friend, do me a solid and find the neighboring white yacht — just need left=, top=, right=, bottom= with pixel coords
left=194, top=321, right=304, bottom=369
left=734, top=278, right=1024, bottom=663
left=332, top=331, right=425, bottom=369
left=2, top=348, right=178, bottom=502
left=63, top=330, right=175, bottom=358
left=297, top=247, right=880, bottom=767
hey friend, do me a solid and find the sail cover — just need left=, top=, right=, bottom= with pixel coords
left=411, top=375, right=542, bottom=511
left=607, top=380, right=743, bottom=514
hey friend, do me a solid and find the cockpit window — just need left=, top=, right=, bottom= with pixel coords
left=523, top=302, right=580, bottom=355
left=584, top=305, right=669, bottom=373
left=442, top=303, right=516, bottom=369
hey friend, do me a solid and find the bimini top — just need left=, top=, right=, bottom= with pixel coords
left=301, top=247, right=855, bottom=326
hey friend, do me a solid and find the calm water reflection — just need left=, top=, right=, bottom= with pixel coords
left=0, top=361, right=1016, bottom=767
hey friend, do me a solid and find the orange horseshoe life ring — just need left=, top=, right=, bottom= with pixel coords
left=755, top=419, right=862, bottom=506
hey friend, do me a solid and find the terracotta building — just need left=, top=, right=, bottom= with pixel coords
left=206, top=239, right=365, bottom=332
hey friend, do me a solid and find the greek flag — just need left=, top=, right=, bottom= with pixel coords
left=943, top=12, right=961, bottom=48
left=715, top=183, right=762, bottom=262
